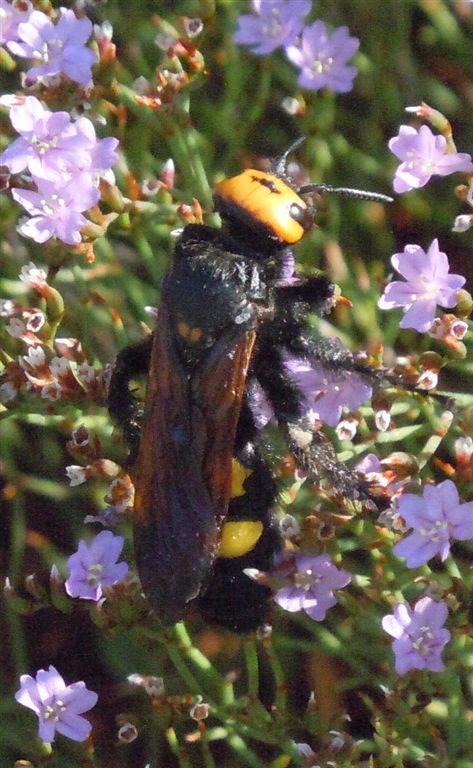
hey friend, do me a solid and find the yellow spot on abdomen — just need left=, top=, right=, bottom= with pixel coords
left=177, top=321, right=203, bottom=343
left=231, top=458, right=253, bottom=498
left=218, top=520, right=263, bottom=559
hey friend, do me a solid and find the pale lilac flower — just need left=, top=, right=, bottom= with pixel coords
left=234, top=0, right=310, bottom=55
left=15, top=665, right=97, bottom=742
left=0, top=97, right=93, bottom=179
left=393, top=479, right=473, bottom=567
left=274, top=553, right=351, bottom=621
left=8, top=8, right=97, bottom=86
left=65, top=530, right=128, bottom=601
left=284, top=355, right=372, bottom=427
left=0, top=97, right=119, bottom=181
left=0, top=0, right=33, bottom=48
left=286, top=21, right=359, bottom=93
left=389, top=125, right=473, bottom=194
left=382, top=597, right=450, bottom=674
left=12, top=175, right=99, bottom=245
left=378, top=240, right=465, bottom=333
left=72, top=115, right=119, bottom=176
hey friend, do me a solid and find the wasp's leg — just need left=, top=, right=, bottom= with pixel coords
left=108, top=336, right=152, bottom=462
left=250, top=340, right=376, bottom=506
left=274, top=278, right=453, bottom=406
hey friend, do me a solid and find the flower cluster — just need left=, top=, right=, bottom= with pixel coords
left=0, top=262, right=112, bottom=404
left=3, top=6, right=97, bottom=87
left=234, top=0, right=359, bottom=93
left=0, top=97, right=118, bottom=245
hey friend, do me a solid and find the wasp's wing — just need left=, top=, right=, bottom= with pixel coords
left=132, top=305, right=256, bottom=624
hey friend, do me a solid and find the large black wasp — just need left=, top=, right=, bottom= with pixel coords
left=108, top=138, right=393, bottom=632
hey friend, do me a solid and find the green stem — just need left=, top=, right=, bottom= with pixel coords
left=243, top=637, right=260, bottom=701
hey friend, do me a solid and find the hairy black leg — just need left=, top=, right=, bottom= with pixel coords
left=250, top=332, right=375, bottom=506
left=108, top=337, right=152, bottom=462
left=274, top=278, right=453, bottom=406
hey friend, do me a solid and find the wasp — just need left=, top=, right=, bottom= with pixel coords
left=108, top=138, right=392, bottom=632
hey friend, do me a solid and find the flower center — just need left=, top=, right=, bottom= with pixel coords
left=32, top=133, right=59, bottom=155
left=313, top=55, right=333, bottom=76
left=419, top=519, right=448, bottom=542
left=294, top=568, right=319, bottom=591
left=261, top=12, right=282, bottom=39
left=411, top=625, right=435, bottom=656
left=87, top=563, right=104, bottom=586
left=408, top=274, right=439, bottom=303
left=405, top=151, right=436, bottom=176
left=43, top=698, right=66, bottom=722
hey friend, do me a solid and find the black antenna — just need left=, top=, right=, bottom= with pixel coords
left=271, top=136, right=306, bottom=176
left=299, top=183, right=393, bottom=204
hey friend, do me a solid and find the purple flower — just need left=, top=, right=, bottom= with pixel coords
left=284, top=354, right=372, bottom=427
left=15, top=665, right=97, bottom=742
left=285, top=21, right=359, bottom=93
left=378, top=239, right=465, bottom=333
left=382, top=597, right=450, bottom=674
left=393, top=479, right=473, bottom=568
left=389, top=125, right=473, bottom=194
left=0, top=97, right=95, bottom=180
left=0, top=97, right=119, bottom=186
left=8, top=8, right=97, bottom=86
left=65, top=530, right=128, bottom=600
left=234, top=0, right=310, bottom=55
left=73, top=115, right=120, bottom=175
left=0, top=0, right=33, bottom=48
left=274, top=553, right=351, bottom=621
left=12, top=175, right=99, bottom=245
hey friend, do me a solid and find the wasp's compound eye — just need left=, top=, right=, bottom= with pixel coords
left=289, top=202, right=314, bottom=233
